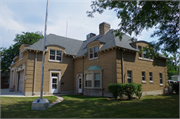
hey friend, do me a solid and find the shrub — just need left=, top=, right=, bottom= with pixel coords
left=108, top=83, right=124, bottom=99
left=171, top=83, right=179, bottom=94
left=135, top=84, right=142, bottom=99
left=108, top=83, right=120, bottom=99
left=123, top=83, right=136, bottom=99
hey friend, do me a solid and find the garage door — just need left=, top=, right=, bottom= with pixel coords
left=18, top=71, right=24, bottom=93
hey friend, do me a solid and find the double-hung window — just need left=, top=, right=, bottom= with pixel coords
left=89, top=46, right=98, bottom=59
left=49, top=50, right=62, bottom=62
left=159, top=73, right=163, bottom=84
left=94, top=73, right=100, bottom=87
left=127, top=71, right=132, bottom=83
left=85, top=71, right=102, bottom=88
left=149, top=72, right=153, bottom=81
left=142, top=72, right=146, bottom=81
left=85, top=74, right=92, bottom=87
left=143, top=48, right=148, bottom=59
left=138, top=46, right=142, bottom=57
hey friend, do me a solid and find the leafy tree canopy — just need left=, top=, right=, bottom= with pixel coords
left=87, top=1, right=179, bottom=53
left=1, top=31, right=43, bottom=73
left=162, top=50, right=180, bottom=79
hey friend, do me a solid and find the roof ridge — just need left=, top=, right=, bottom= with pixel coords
left=49, top=33, right=83, bottom=42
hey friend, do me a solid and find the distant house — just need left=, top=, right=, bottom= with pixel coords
left=171, top=75, right=180, bottom=81
left=1, top=71, right=10, bottom=89
left=9, top=22, right=168, bottom=96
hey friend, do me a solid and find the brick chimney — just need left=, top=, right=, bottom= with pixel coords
left=99, top=22, right=110, bottom=36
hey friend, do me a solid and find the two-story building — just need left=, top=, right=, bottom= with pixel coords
left=9, top=22, right=168, bottom=96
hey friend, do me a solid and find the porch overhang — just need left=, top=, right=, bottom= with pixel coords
left=86, top=65, right=103, bottom=71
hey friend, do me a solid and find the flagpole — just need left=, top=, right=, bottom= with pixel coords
left=40, top=0, right=49, bottom=99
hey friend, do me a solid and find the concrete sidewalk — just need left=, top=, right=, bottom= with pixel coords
left=0, top=89, right=25, bottom=97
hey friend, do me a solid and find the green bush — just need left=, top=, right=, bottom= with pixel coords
left=123, top=83, right=136, bottom=99
left=135, top=84, right=142, bottom=99
left=171, top=83, right=179, bottom=94
left=108, top=83, right=143, bottom=100
left=108, top=83, right=120, bottom=99
left=108, top=83, right=125, bottom=99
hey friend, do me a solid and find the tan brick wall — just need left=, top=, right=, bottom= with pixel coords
left=74, top=58, right=83, bottom=93
left=116, top=42, right=168, bottom=92
left=34, top=46, right=74, bottom=93
left=74, top=47, right=117, bottom=93
left=10, top=50, right=28, bottom=93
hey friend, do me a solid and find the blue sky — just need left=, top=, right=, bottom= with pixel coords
left=0, top=0, right=158, bottom=48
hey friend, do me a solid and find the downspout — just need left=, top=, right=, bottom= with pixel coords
left=121, top=50, right=124, bottom=83
left=82, top=57, right=84, bottom=94
left=33, top=52, right=37, bottom=95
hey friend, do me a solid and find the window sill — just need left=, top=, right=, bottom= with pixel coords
left=84, top=87, right=103, bottom=89
left=138, top=57, right=153, bottom=62
left=142, top=81, right=146, bottom=84
left=149, top=81, right=154, bottom=84
left=48, top=60, right=62, bottom=63
left=160, top=84, right=164, bottom=86
left=89, top=57, right=98, bottom=61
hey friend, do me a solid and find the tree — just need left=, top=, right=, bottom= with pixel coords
left=1, top=31, right=43, bottom=73
left=87, top=1, right=179, bottom=53
left=162, top=50, right=180, bottom=79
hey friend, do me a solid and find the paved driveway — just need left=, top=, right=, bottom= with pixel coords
left=0, top=89, right=25, bottom=97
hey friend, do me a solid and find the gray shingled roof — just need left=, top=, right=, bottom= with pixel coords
left=26, top=30, right=144, bottom=57
left=75, top=29, right=137, bottom=57
left=27, top=34, right=83, bottom=55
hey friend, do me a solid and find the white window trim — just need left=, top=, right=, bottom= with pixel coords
left=127, top=70, right=133, bottom=83
left=84, top=70, right=102, bottom=89
left=138, top=57, right=153, bottom=62
left=89, top=46, right=98, bottom=60
left=49, top=49, right=63, bottom=62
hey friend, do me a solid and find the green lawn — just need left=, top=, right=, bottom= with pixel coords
left=1, top=94, right=179, bottom=118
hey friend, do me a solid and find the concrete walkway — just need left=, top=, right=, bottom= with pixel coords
left=0, top=89, right=64, bottom=108
left=49, top=95, right=64, bottom=108
left=0, top=89, right=25, bottom=97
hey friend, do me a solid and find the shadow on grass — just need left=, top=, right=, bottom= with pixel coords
left=1, top=94, right=179, bottom=118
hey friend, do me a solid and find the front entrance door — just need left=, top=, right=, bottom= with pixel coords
left=51, top=73, right=58, bottom=93
left=78, top=77, right=82, bottom=93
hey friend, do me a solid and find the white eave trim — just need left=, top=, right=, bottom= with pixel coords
left=13, top=56, right=19, bottom=61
